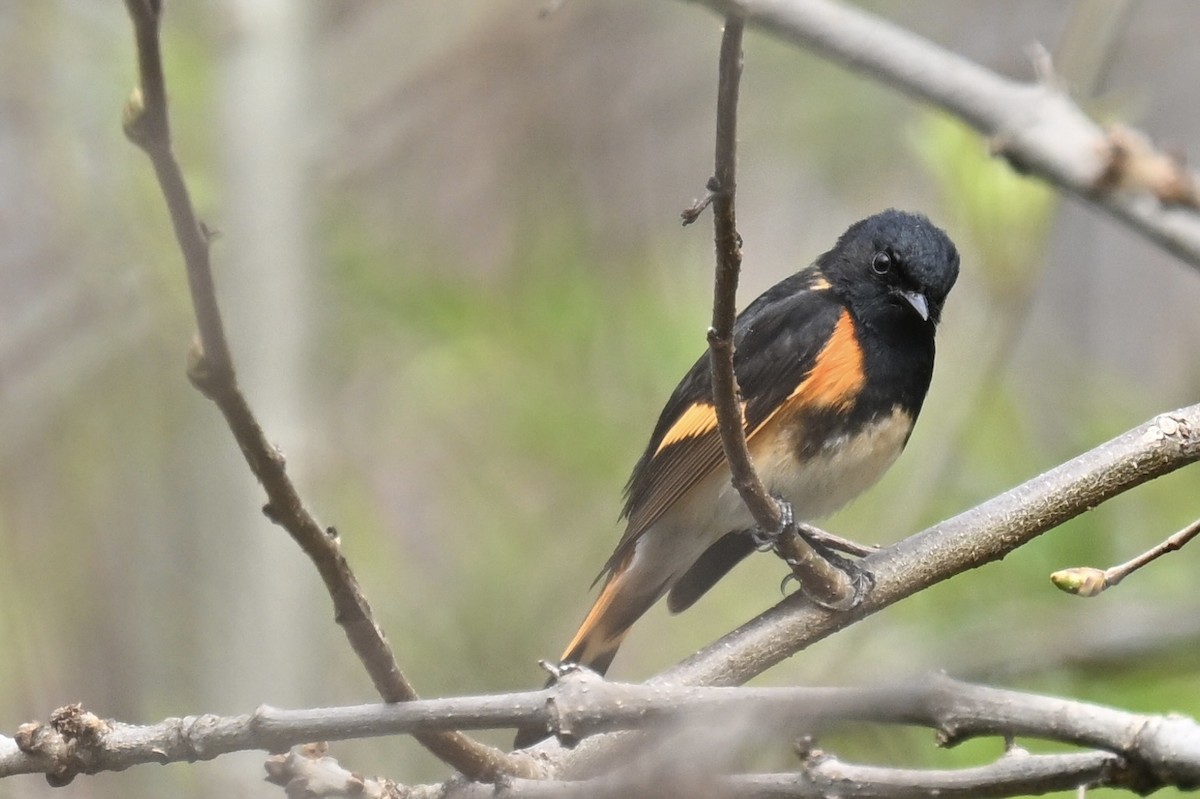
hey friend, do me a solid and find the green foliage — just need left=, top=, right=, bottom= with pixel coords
left=323, top=202, right=714, bottom=691
left=912, top=112, right=1057, bottom=300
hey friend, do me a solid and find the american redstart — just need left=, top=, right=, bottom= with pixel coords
left=557, top=209, right=959, bottom=677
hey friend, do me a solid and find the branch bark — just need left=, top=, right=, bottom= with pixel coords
left=681, top=0, right=1200, bottom=271
left=119, top=0, right=522, bottom=781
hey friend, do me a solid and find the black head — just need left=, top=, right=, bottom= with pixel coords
left=819, top=210, right=959, bottom=328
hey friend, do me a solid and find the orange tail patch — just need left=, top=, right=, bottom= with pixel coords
left=560, top=554, right=659, bottom=676
left=560, top=576, right=631, bottom=675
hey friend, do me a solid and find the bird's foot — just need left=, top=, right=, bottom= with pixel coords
left=750, top=497, right=796, bottom=551
left=778, top=547, right=875, bottom=610
left=756, top=497, right=874, bottom=610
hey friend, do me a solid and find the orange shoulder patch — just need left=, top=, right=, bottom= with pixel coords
left=790, top=309, right=864, bottom=411
left=654, top=401, right=722, bottom=455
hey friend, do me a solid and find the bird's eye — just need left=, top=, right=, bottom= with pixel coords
left=871, top=251, right=892, bottom=275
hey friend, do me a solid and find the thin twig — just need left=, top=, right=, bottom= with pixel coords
left=681, top=176, right=720, bottom=225
left=1051, top=517, right=1200, bottom=597
left=706, top=15, right=772, bottom=524
left=118, top=0, right=523, bottom=781
left=703, top=14, right=856, bottom=610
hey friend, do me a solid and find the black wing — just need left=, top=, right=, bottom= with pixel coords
left=601, top=268, right=842, bottom=575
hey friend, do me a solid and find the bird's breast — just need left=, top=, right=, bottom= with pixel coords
left=749, top=404, right=914, bottom=520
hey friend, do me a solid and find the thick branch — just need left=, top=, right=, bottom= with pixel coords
left=657, top=408, right=1200, bottom=687
left=634, top=408, right=1198, bottom=689
left=681, top=0, right=1200, bottom=270
left=9, top=675, right=1198, bottom=793
left=119, top=0, right=519, bottom=781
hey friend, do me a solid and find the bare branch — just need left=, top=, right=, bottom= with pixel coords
left=1052, top=517, right=1200, bottom=597
left=118, top=0, right=521, bottom=781
left=703, top=15, right=857, bottom=610
left=438, top=752, right=1120, bottom=799
left=681, top=176, right=720, bottom=225
left=122, top=0, right=231, bottom=381
left=8, top=675, right=1198, bottom=793
left=681, top=0, right=1200, bottom=271
left=789, top=750, right=1119, bottom=799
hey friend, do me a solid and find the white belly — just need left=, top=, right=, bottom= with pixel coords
left=754, top=405, right=912, bottom=520
left=628, top=405, right=912, bottom=586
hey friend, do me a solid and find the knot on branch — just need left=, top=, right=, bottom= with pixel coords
left=264, top=742, right=393, bottom=797
left=1149, top=413, right=1195, bottom=446
left=1094, top=125, right=1199, bottom=209
left=15, top=704, right=110, bottom=787
left=1125, top=714, right=1200, bottom=792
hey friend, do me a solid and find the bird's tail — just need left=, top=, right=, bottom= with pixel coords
left=513, top=554, right=659, bottom=748
left=559, top=551, right=660, bottom=676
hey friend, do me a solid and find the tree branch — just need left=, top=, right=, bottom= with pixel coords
left=268, top=750, right=1120, bottom=799
left=785, top=750, right=1119, bottom=799
left=680, top=0, right=1200, bottom=271
left=704, top=15, right=857, bottom=610
left=118, top=0, right=522, bottom=781
left=9, top=675, right=1199, bottom=793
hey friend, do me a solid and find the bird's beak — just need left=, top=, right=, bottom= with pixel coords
left=900, top=290, right=930, bottom=321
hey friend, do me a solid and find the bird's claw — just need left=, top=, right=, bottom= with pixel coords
left=751, top=497, right=796, bottom=551
left=759, top=496, right=875, bottom=610
left=779, top=554, right=874, bottom=610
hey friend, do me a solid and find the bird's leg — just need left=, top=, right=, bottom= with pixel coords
left=750, top=497, right=796, bottom=551
left=750, top=501, right=876, bottom=557
left=755, top=497, right=874, bottom=610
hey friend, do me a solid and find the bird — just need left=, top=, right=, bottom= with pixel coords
left=554, top=209, right=959, bottom=680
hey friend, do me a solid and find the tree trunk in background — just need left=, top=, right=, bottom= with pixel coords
left=192, top=6, right=320, bottom=793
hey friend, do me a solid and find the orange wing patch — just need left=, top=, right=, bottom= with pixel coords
left=654, top=401, right=724, bottom=455
left=655, top=311, right=860, bottom=457
left=744, top=309, right=864, bottom=443
left=787, top=309, right=864, bottom=411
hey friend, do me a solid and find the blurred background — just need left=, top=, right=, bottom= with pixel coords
left=2, top=0, right=1199, bottom=796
